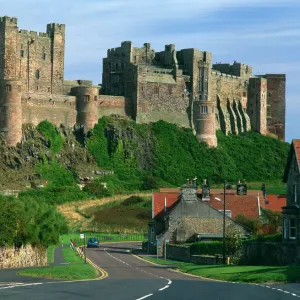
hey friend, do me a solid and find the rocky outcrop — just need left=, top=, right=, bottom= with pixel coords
left=0, top=245, right=47, bottom=269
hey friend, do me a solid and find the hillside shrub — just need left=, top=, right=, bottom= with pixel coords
left=37, top=120, right=64, bottom=154
left=83, top=182, right=112, bottom=198
left=122, top=196, right=144, bottom=206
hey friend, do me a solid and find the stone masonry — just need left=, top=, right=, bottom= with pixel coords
left=0, top=16, right=286, bottom=147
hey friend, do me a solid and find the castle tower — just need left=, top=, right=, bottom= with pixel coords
left=0, top=79, right=22, bottom=146
left=194, top=51, right=217, bottom=147
left=0, top=16, right=18, bottom=80
left=72, top=84, right=99, bottom=129
left=248, top=77, right=267, bottom=135
left=47, top=23, right=65, bottom=94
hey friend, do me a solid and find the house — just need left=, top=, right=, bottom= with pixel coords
left=282, top=140, right=300, bottom=242
left=148, top=179, right=250, bottom=249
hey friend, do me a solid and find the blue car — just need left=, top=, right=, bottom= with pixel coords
left=87, top=238, right=100, bottom=248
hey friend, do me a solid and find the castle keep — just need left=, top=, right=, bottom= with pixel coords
left=0, top=17, right=286, bottom=147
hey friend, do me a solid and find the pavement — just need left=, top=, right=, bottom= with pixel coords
left=0, top=242, right=300, bottom=299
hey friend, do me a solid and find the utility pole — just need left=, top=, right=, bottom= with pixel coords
left=84, top=234, right=87, bottom=264
left=223, top=180, right=226, bottom=264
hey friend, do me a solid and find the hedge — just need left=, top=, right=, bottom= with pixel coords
left=190, top=242, right=223, bottom=255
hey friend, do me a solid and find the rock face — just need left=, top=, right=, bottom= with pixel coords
left=0, top=245, right=47, bottom=269
left=0, top=124, right=98, bottom=190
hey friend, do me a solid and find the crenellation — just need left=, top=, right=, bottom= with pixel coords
left=0, top=15, right=287, bottom=147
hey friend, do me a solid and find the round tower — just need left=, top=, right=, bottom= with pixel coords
left=72, top=85, right=99, bottom=129
left=195, top=99, right=217, bottom=147
left=0, top=79, right=22, bottom=146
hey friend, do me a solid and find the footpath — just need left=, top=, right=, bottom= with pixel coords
left=0, top=246, right=64, bottom=284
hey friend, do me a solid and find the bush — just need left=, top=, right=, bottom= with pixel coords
left=190, top=242, right=223, bottom=256
left=245, top=233, right=282, bottom=243
left=122, top=196, right=144, bottom=206
left=37, top=120, right=64, bottom=154
left=83, top=182, right=112, bottom=198
left=0, top=195, right=68, bottom=247
left=235, top=214, right=261, bottom=235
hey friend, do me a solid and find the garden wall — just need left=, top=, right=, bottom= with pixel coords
left=241, top=242, right=300, bottom=265
left=0, top=245, right=47, bottom=269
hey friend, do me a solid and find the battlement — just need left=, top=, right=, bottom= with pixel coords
left=0, top=16, right=17, bottom=25
left=46, top=23, right=65, bottom=35
left=213, top=61, right=252, bottom=77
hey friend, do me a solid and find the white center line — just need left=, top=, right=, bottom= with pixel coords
left=158, top=285, right=169, bottom=291
left=136, top=294, right=153, bottom=300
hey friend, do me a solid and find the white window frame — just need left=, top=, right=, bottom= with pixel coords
left=218, top=210, right=231, bottom=218
left=201, top=106, right=208, bottom=114
left=289, top=218, right=296, bottom=240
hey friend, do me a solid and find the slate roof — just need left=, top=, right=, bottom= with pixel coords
left=283, top=139, right=300, bottom=182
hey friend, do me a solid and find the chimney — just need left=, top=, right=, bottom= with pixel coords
left=181, top=177, right=198, bottom=201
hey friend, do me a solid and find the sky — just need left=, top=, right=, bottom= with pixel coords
left=1, top=0, right=299, bottom=143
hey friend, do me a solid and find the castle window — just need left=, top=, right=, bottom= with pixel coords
left=42, top=47, right=46, bottom=60
left=94, top=96, right=97, bottom=102
left=243, top=91, right=247, bottom=97
left=84, top=95, right=90, bottom=103
left=18, top=85, right=21, bottom=92
left=20, top=50, right=24, bottom=57
left=5, top=84, right=12, bottom=92
left=201, top=106, right=208, bottom=114
left=289, top=219, right=296, bottom=239
left=48, top=87, right=50, bottom=92
left=154, top=87, right=159, bottom=94
left=36, top=86, right=39, bottom=91
left=268, top=92, right=271, bottom=98
left=35, top=70, right=40, bottom=80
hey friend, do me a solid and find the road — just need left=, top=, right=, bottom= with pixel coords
left=0, top=242, right=300, bottom=299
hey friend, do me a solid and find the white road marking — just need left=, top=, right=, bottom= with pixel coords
left=0, top=283, right=43, bottom=290
left=158, top=285, right=169, bottom=291
left=136, top=294, right=153, bottom=300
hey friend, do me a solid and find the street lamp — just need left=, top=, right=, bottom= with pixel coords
left=214, top=195, right=226, bottom=264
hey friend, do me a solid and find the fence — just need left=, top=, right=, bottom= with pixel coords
left=68, top=233, right=147, bottom=246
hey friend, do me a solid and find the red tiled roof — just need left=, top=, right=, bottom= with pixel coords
left=153, top=192, right=180, bottom=218
left=207, top=194, right=259, bottom=219
left=260, top=194, right=286, bottom=212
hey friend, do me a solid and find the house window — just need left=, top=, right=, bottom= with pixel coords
left=84, top=95, right=90, bottom=102
left=283, top=218, right=288, bottom=239
left=35, top=70, right=40, bottom=80
left=154, top=87, right=159, bottom=94
left=201, top=106, right=208, bottom=114
left=5, top=84, right=12, bottom=92
left=289, top=219, right=296, bottom=239
left=20, top=50, right=24, bottom=57
left=294, top=185, right=297, bottom=203
left=218, top=210, right=232, bottom=218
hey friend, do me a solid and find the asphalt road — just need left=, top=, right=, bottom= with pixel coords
left=1, top=242, right=300, bottom=300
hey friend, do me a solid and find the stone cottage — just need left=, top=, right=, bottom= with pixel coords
left=282, top=140, right=300, bottom=241
left=148, top=179, right=250, bottom=248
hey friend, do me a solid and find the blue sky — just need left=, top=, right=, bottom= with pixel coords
left=1, top=0, right=299, bottom=143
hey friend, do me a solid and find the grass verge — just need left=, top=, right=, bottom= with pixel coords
left=47, top=245, right=57, bottom=264
left=141, top=257, right=300, bottom=283
left=18, top=246, right=98, bottom=281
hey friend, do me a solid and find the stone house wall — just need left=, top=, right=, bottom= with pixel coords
left=0, top=245, right=47, bottom=269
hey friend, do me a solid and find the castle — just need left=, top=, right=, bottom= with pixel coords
left=0, top=16, right=286, bottom=147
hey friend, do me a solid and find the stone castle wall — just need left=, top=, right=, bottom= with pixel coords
left=0, top=245, right=47, bottom=269
left=21, top=93, right=76, bottom=128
